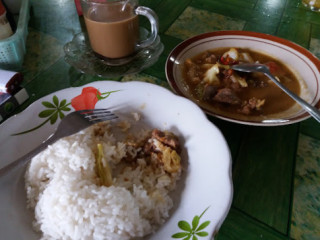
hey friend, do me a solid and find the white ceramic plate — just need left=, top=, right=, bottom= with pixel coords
left=166, top=30, right=320, bottom=126
left=0, top=81, right=232, bottom=240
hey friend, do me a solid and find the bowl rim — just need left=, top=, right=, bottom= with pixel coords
left=165, top=30, right=320, bottom=126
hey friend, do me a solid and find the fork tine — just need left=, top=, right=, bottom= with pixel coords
left=81, top=111, right=116, bottom=119
left=78, top=109, right=118, bottom=123
left=78, top=109, right=111, bottom=114
left=89, top=115, right=118, bottom=123
left=83, top=112, right=114, bottom=118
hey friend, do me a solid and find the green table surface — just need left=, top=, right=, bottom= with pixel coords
left=3, top=0, right=320, bottom=239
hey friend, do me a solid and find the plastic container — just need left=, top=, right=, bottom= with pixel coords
left=0, top=1, right=13, bottom=40
left=0, top=0, right=29, bottom=71
left=3, top=0, right=22, bottom=14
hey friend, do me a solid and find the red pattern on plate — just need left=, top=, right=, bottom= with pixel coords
left=71, top=87, right=102, bottom=111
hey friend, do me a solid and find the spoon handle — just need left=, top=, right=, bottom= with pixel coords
left=265, top=72, right=320, bottom=123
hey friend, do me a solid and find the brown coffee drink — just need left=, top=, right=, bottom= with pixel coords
left=84, top=3, right=139, bottom=59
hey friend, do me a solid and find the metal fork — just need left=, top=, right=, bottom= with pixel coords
left=0, top=109, right=117, bottom=178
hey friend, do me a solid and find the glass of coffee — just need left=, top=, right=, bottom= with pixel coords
left=80, top=0, right=159, bottom=59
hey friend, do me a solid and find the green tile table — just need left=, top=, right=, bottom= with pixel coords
left=4, top=0, right=320, bottom=239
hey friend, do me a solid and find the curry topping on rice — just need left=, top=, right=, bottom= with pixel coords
left=94, top=127, right=181, bottom=187
left=183, top=47, right=301, bottom=119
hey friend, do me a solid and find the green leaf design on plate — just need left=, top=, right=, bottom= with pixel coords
left=196, top=221, right=210, bottom=232
left=50, top=111, right=59, bottom=124
left=53, top=95, right=59, bottom=106
left=59, top=99, right=67, bottom=107
left=12, top=87, right=119, bottom=136
left=13, top=95, right=71, bottom=136
left=97, top=90, right=120, bottom=100
left=171, top=207, right=211, bottom=239
left=61, top=106, right=71, bottom=111
left=42, top=101, right=56, bottom=108
left=196, top=232, right=209, bottom=237
left=172, top=232, right=190, bottom=238
left=39, top=109, right=56, bottom=118
left=192, top=215, right=200, bottom=230
left=59, top=111, right=65, bottom=119
left=178, top=221, right=192, bottom=232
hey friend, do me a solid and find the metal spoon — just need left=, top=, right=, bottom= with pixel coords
left=230, top=63, right=320, bottom=123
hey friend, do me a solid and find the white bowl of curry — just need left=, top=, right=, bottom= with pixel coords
left=166, top=31, right=320, bottom=126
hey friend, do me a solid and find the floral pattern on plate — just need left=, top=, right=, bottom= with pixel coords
left=13, top=87, right=118, bottom=135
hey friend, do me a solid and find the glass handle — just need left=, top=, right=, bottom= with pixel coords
left=135, top=6, right=159, bottom=48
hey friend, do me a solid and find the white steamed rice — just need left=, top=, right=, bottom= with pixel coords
left=25, top=119, right=181, bottom=240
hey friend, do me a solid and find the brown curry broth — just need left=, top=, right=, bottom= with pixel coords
left=183, top=48, right=300, bottom=119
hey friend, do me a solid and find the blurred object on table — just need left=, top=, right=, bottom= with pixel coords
left=0, top=69, right=23, bottom=94
left=0, top=0, right=29, bottom=71
left=0, top=69, right=28, bottom=122
left=74, top=0, right=83, bottom=16
left=3, top=0, right=21, bottom=14
left=0, top=0, right=13, bottom=40
left=2, top=0, right=17, bottom=32
left=302, top=0, right=320, bottom=11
